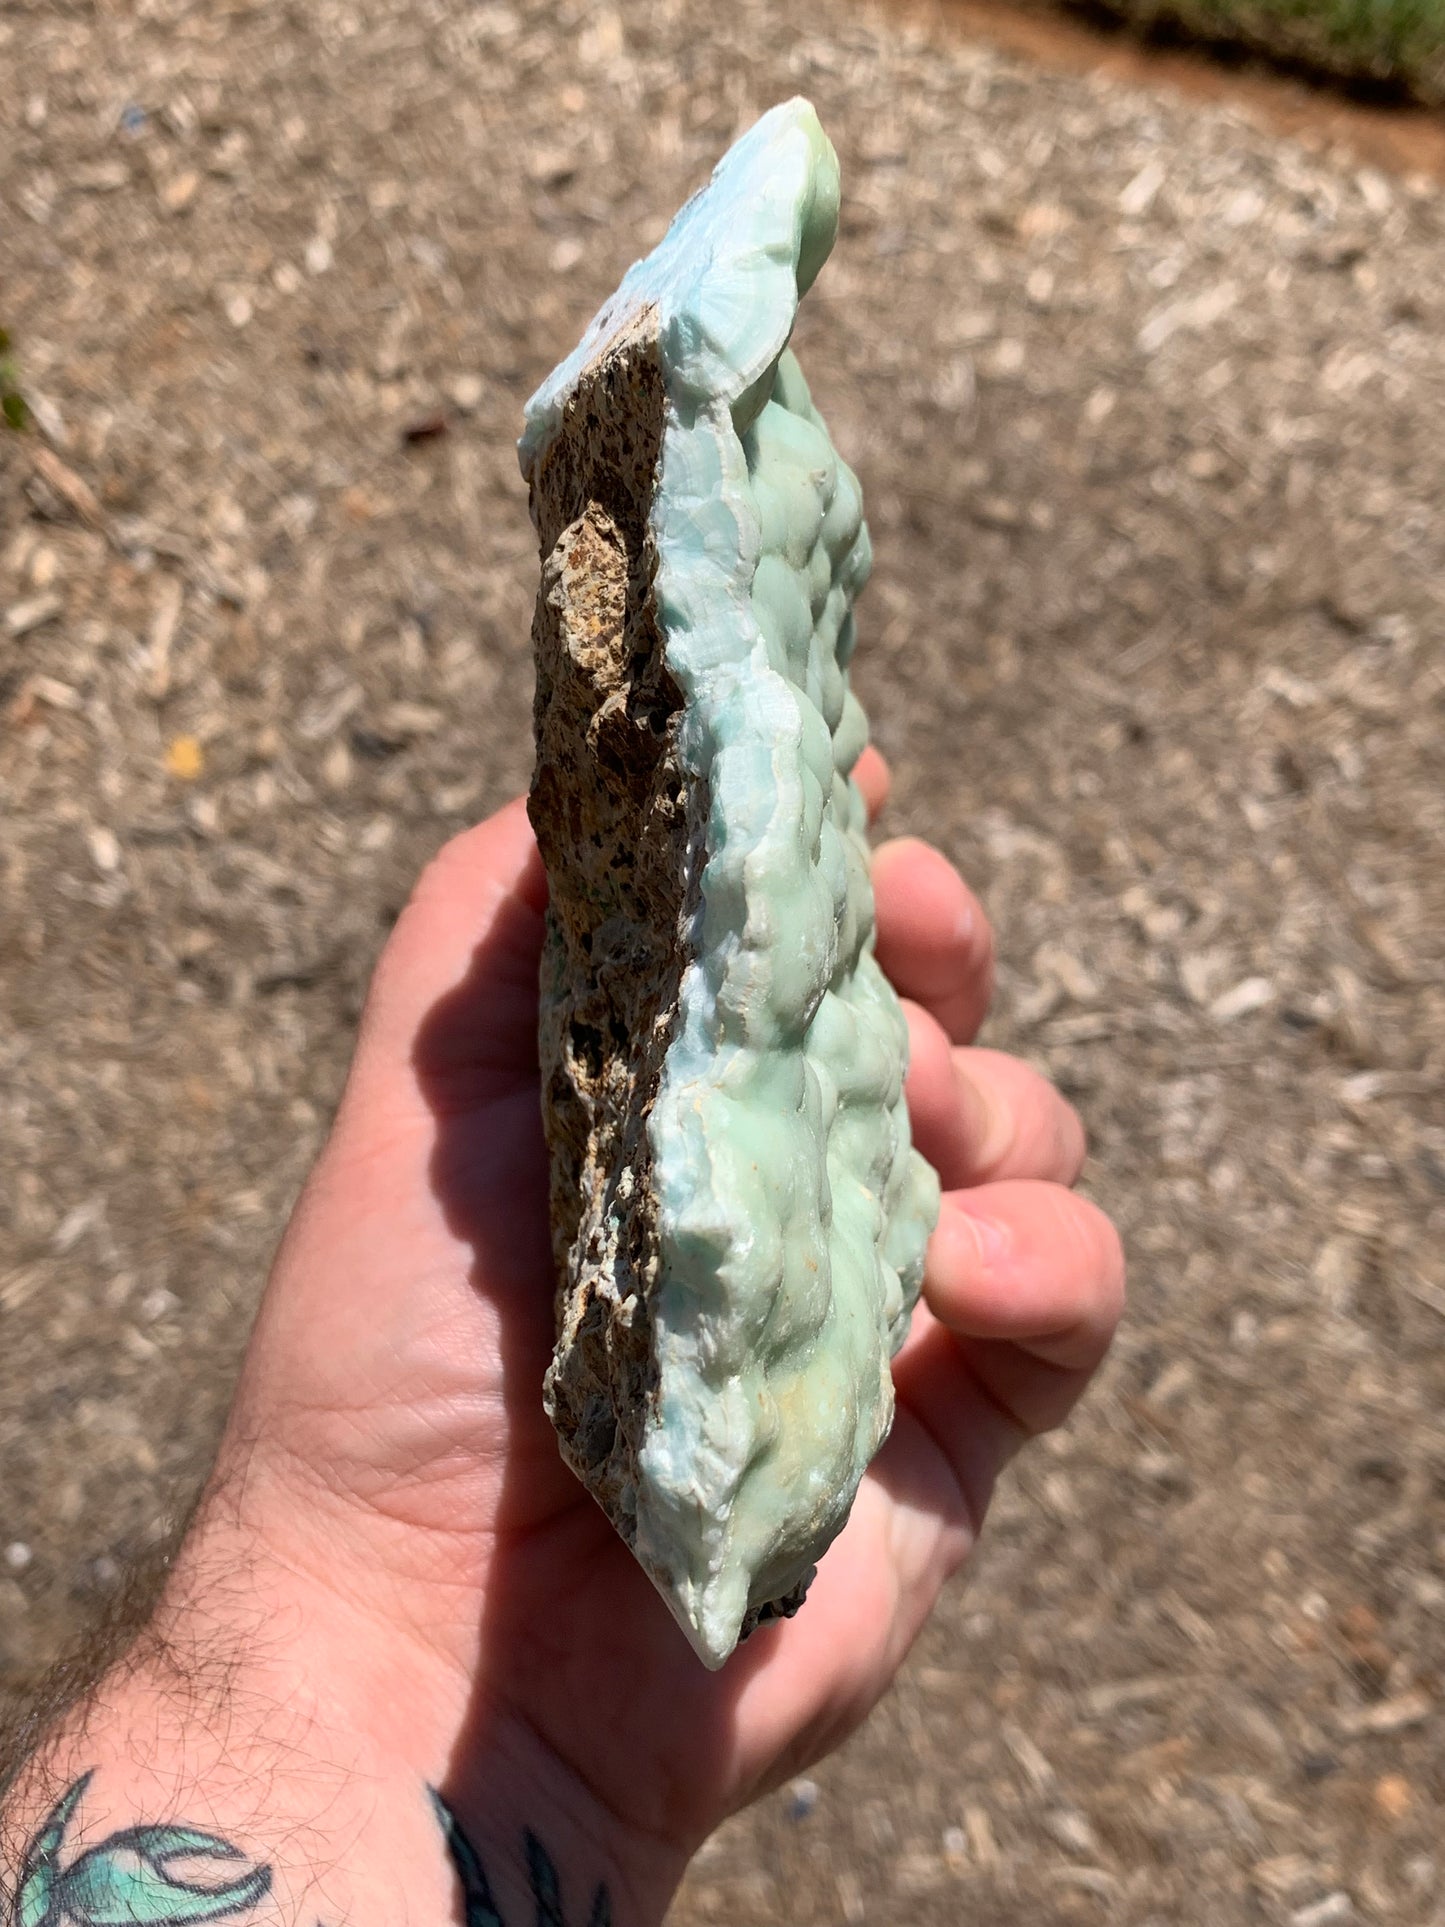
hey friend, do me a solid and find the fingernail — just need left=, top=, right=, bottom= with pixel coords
left=951, top=1202, right=1011, bottom=1265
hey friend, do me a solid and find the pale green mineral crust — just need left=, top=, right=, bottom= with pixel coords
left=523, top=98, right=940, bottom=1668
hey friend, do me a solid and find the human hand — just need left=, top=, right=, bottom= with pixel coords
left=146, top=749, right=1122, bottom=1921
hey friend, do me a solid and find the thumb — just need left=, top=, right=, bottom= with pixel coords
left=343, top=796, right=549, bottom=1114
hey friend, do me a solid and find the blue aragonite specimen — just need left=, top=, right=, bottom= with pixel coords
left=523, top=98, right=939, bottom=1668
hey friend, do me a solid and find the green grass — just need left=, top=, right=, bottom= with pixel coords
left=1077, top=0, right=1445, bottom=100
left=0, top=329, right=30, bottom=433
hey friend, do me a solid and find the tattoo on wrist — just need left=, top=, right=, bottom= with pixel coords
left=8, top=1774, right=611, bottom=1927
left=431, top=1789, right=611, bottom=1927
left=10, top=1773, right=272, bottom=1927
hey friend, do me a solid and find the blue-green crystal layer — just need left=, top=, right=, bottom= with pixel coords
left=523, top=99, right=939, bottom=1667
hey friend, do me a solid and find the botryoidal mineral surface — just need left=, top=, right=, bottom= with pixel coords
left=522, top=97, right=940, bottom=1668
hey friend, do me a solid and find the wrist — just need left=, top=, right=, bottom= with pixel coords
left=432, top=1713, right=688, bottom=1927
left=4, top=1502, right=684, bottom=1927
left=140, top=1462, right=688, bottom=1925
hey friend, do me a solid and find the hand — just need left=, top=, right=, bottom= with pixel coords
left=182, top=749, right=1122, bottom=1917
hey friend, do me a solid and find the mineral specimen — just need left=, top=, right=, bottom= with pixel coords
left=523, top=97, right=940, bottom=1668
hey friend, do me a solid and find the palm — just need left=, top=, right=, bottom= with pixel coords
left=233, top=790, right=1120, bottom=1860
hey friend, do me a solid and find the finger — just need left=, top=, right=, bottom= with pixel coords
left=904, top=1007, right=1086, bottom=1188
left=885, top=1303, right=1023, bottom=1542
left=925, top=1179, right=1125, bottom=1415
left=887, top=1183, right=1123, bottom=1530
left=352, top=796, right=548, bottom=1094
left=873, top=838, right=995, bottom=1043
left=853, top=744, right=891, bottom=824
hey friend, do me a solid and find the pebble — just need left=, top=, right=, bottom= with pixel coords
left=161, top=169, right=200, bottom=213
left=981, top=337, right=1026, bottom=377
left=186, top=793, right=220, bottom=836
left=785, top=1777, right=819, bottom=1821
left=1403, top=1856, right=1436, bottom=1893
left=1372, top=1774, right=1413, bottom=1822
left=3, top=1543, right=32, bottom=1572
left=86, top=826, right=122, bottom=874
left=447, top=372, right=485, bottom=411
left=305, top=235, right=333, bottom=275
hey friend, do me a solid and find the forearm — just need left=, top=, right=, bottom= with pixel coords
left=1, top=1504, right=682, bottom=1927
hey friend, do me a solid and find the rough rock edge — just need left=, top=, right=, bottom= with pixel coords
left=527, top=326, right=824, bottom=1637
left=526, top=321, right=701, bottom=1544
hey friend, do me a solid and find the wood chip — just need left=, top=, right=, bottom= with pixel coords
left=1003, top=1722, right=1058, bottom=1798
left=27, top=444, right=108, bottom=532
left=1210, top=975, right=1275, bottom=1021
left=1336, top=1689, right=1433, bottom=1736
left=963, top=1806, right=999, bottom=1872
left=5, top=593, right=62, bottom=637
left=1082, top=1674, right=1179, bottom=1718
left=146, top=577, right=184, bottom=699
left=1290, top=1896, right=1354, bottom=1927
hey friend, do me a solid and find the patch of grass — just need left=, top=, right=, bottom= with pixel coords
left=1074, top=0, right=1445, bottom=99
left=1, top=328, right=30, bottom=432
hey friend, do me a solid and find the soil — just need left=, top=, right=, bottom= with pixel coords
left=2, top=0, right=1443, bottom=1921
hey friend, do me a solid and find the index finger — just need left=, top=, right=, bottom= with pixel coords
left=872, top=838, right=996, bottom=1044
